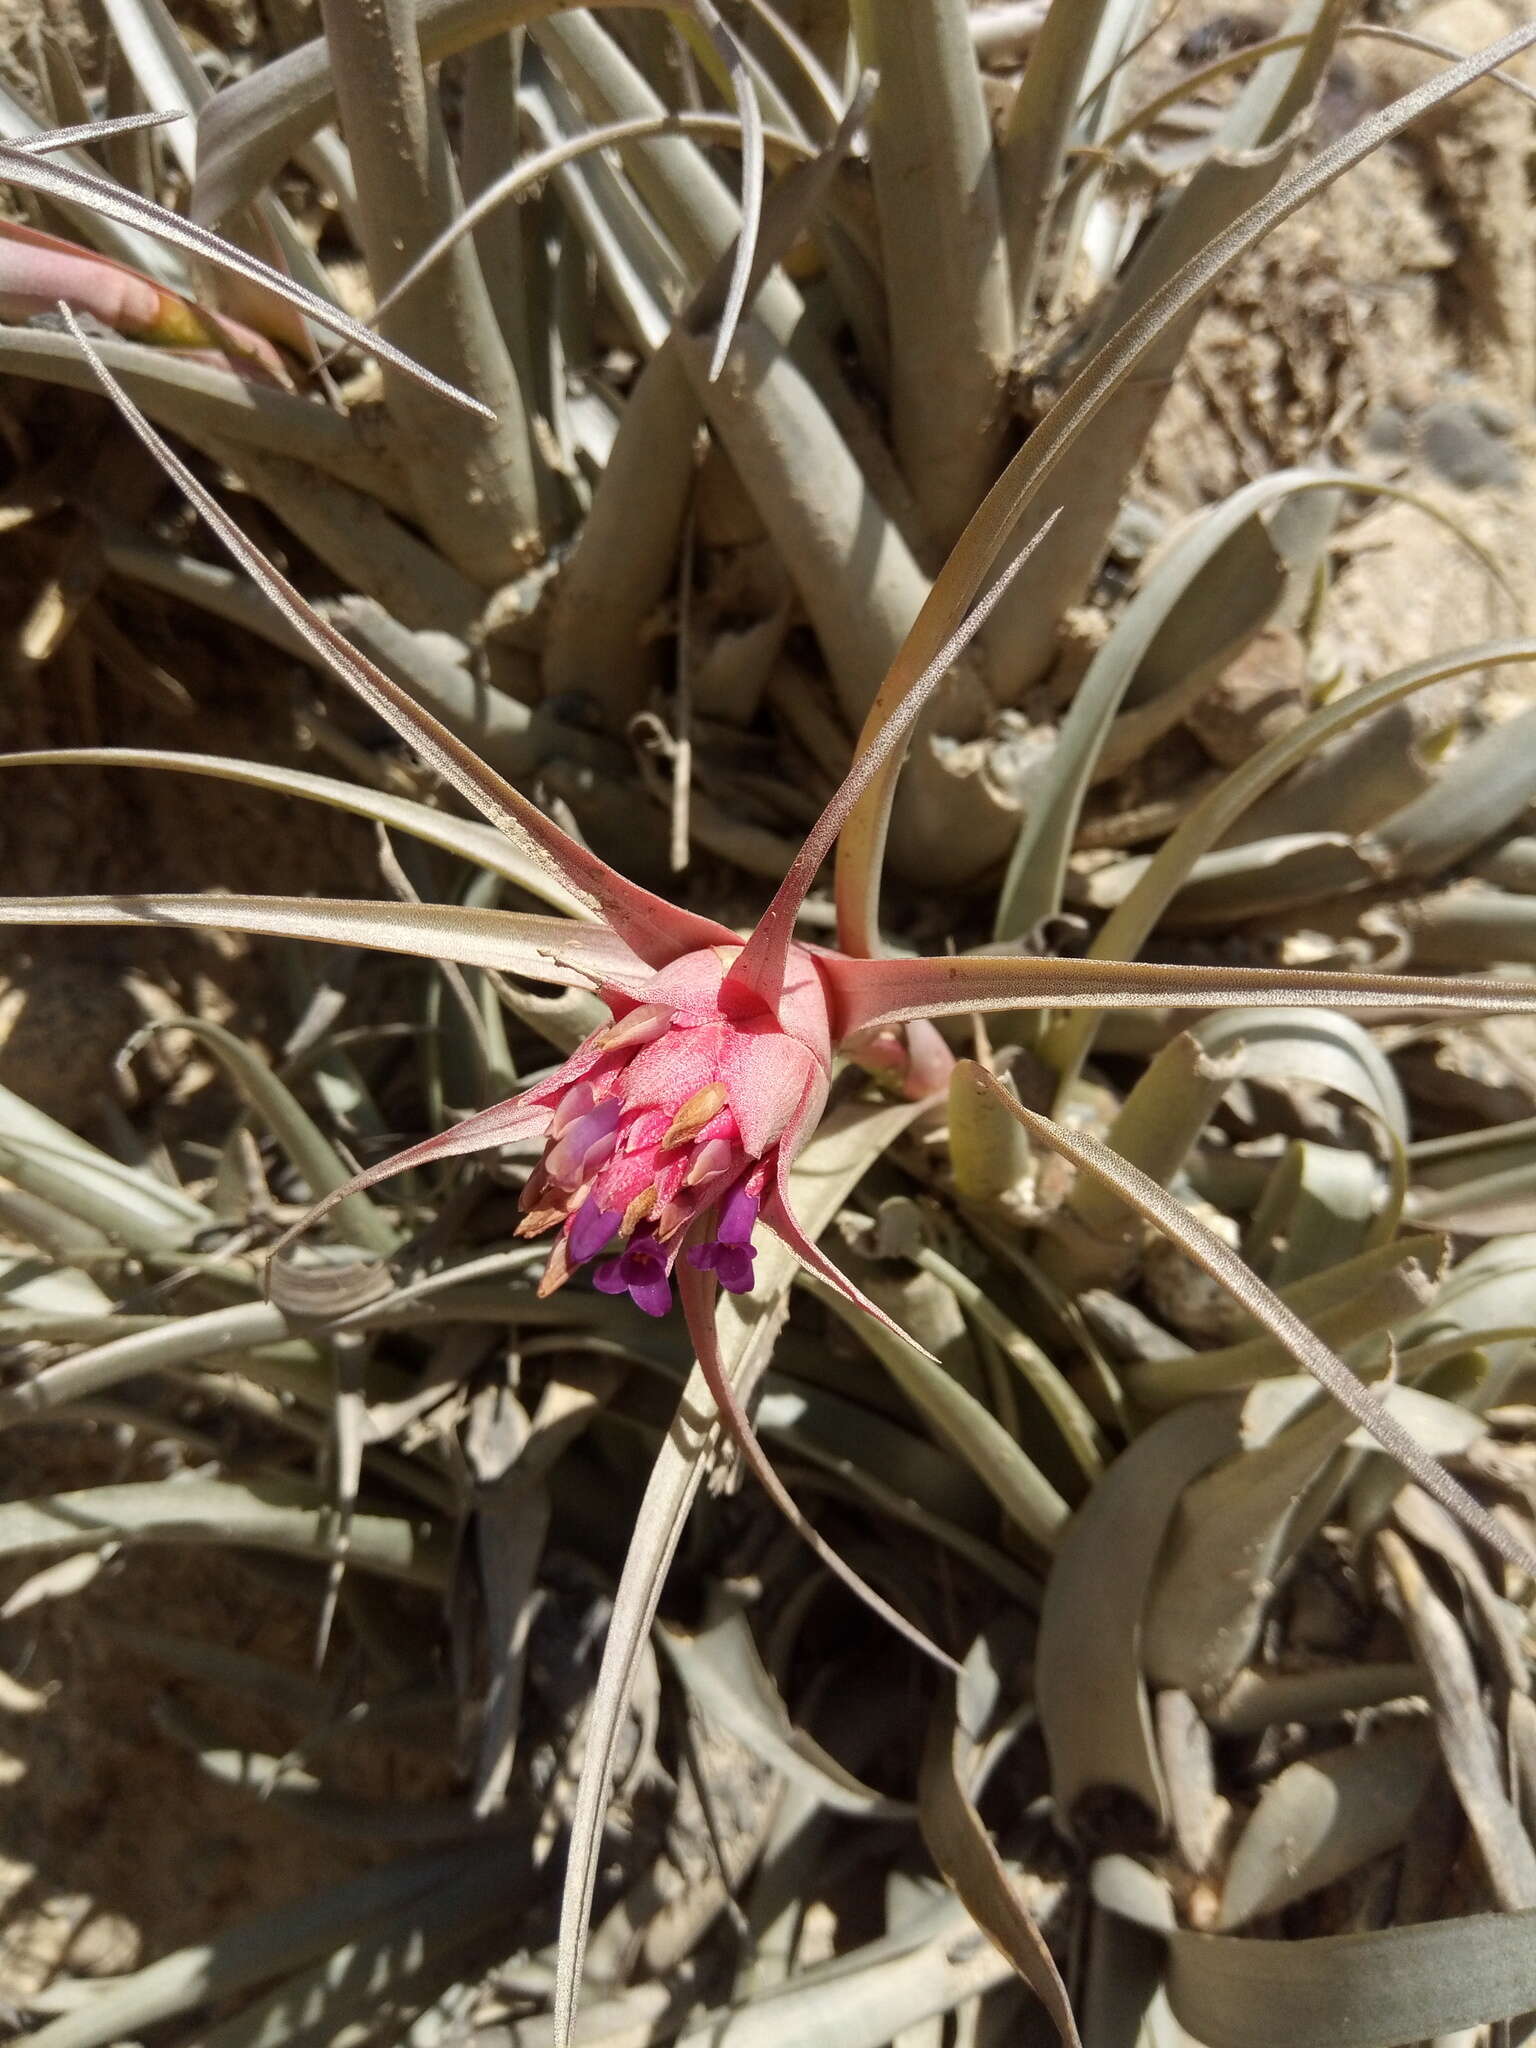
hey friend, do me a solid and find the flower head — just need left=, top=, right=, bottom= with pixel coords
left=508, top=943, right=830, bottom=1315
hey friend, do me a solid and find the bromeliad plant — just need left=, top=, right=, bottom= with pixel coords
left=9, top=8, right=1536, bottom=2047
left=12, top=309, right=1536, bottom=1592
left=10, top=287, right=1536, bottom=1999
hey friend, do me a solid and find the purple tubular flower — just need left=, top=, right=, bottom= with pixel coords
left=688, top=1239, right=757, bottom=1293
left=567, top=1195, right=620, bottom=1265
left=593, top=1234, right=674, bottom=1317
left=685, top=1185, right=761, bottom=1294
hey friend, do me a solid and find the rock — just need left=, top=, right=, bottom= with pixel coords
left=1185, top=627, right=1307, bottom=769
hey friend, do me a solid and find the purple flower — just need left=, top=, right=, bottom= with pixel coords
left=593, top=1233, right=674, bottom=1317
left=686, top=1184, right=761, bottom=1295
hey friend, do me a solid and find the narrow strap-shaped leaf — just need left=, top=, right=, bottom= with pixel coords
left=0, top=892, right=651, bottom=989
left=992, top=469, right=1410, bottom=944
left=758, top=1078, right=951, bottom=1362
left=998, top=0, right=1117, bottom=326
left=59, top=309, right=737, bottom=969
left=0, top=1475, right=450, bottom=1584
left=820, top=951, right=1536, bottom=1039
left=919, top=1647, right=1082, bottom=2046
left=1, top=1300, right=289, bottom=1425
left=0, top=133, right=487, bottom=410
left=372, top=112, right=811, bottom=334
left=803, top=1268, right=1069, bottom=1552
left=21, top=1840, right=514, bottom=2048
left=1051, top=637, right=1536, bottom=1090
left=678, top=1258, right=958, bottom=1670
left=0, top=216, right=290, bottom=374
left=955, top=1064, right=1536, bottom=1579
left=263, top=1017, right=672, bottom=1262
left=0, top=747, right=596, bottom=917
left=724, top=511, right=1060, bottom=1014
left=267, top=1086, right=563, bottom=1260
left=854, top=0, right=1011, bottom=550
left=660, top=1599, right=911, bottom=1817
left=128, top=1013, right=400, bottom=1255
left=1036, top=1401, right=1242, bottom=1832
left=15, top=109, right=184, bottom=155
left=687, top=0, right=762, bottom=381
left=1166, top=1908, right=1536, bottom=2048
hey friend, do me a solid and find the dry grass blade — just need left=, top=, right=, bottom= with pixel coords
left=920, top=1640, right=1082, bottom=2046
left=957, top=1065, right=1536, bottom=1580
left=688, top=0, right=763, bottom=381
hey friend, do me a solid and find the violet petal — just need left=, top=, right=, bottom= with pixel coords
left=567, top=1197, right=619, bottom=1265
left=629, top=1273, right=673, bottom=1317
left=592, top=1257, right=631, bottom=1294
left=713, top=1243, right=756, bottom=1294
left=717, top=1183, right=760, bottom=1245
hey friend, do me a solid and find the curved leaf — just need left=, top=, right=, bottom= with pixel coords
left=61, top=309, right=737, bottom=969
left=1036, top=1400, right=1241, bottom=1831
left=0, top=135, right=489, bottom=412
left=0, top=1476, right=449, bottom=1584
left=659, top=1598, right=912, bottom=1818
left=1166, top=1909, right=1536, bottom=2048
left=0, top=893, right=651, bottom=988
left=127, top=1014, right=400, bottom=1254
left=1050, top=637, right=1536, bottom=1088
left=0, top=747, right=595, bottom=916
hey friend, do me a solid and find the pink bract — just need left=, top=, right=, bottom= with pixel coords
left=510, top=943, right=832, bottom=1317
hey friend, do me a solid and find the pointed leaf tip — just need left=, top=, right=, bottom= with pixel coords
left=678, top=1258, right=960, bottom=1673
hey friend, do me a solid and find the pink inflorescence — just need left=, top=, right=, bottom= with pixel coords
left=515, top=946, right=829, bottom=1317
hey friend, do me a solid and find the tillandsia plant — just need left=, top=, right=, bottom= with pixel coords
left=11, top=284, right=1536, bottom=2024
left=14, top=305, right=1536, bottom=1567
left=7, top=6, right=1536, bottom=2048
